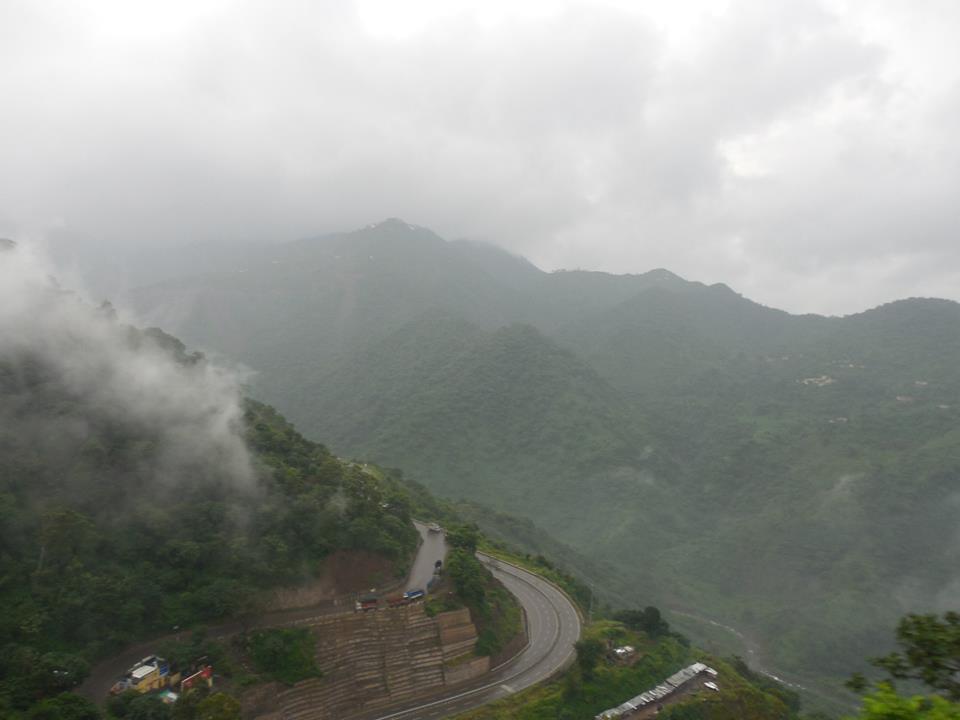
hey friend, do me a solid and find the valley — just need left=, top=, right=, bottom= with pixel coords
left=128, top=219, right=960, bottom=704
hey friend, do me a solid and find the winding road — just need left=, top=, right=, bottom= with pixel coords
left=77, top=522, right=582, bottom=719
left=359, top=552, right=582, bottom=720
left=406, top=521, right=448, bottom=592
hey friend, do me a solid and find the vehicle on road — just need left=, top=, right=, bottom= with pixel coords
left=427, top=523, right=442, bottom=533
left=403, top=589, right=425, bottom=602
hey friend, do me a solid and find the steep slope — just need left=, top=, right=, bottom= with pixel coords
left=128, top=220, right=715, bottom=413
left=289, top=314, right=682, bottom=551
left=126, top=221, right=960, bottom=695
left=551, top=281, right=830, bottom=395
left=130, top=219, right=545, bottom=409
left=0, top=245, right=420, bottom=717
left=618, top=296, right=960, bottom=678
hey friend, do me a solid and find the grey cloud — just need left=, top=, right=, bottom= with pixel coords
left=0, top=0, right=958, bottom=314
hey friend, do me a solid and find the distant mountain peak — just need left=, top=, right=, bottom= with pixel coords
left=365, top=217, right=422, bottom=232
left=641, top=268, right=683, bottom=282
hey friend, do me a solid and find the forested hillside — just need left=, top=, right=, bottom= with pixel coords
left=292, top=314, right=668, bottom=525
left=128, top=220, right=960, bottom=696
left=0, top=244, right=419, bottom=717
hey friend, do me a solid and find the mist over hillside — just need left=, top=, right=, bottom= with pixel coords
left=0, top=241, right=421, bottom=716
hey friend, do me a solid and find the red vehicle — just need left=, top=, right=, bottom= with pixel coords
left=181, top=665, right=213, bottom=692
left=355, top=593, right=379, bottom=612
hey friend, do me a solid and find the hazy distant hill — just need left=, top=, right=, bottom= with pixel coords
left=288, top=313, right=684, bottom=552
left=129, top=220, right=960, bottom=691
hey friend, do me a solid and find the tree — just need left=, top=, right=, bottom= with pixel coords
left=446, top=549, right=487, bottom=607
left=27, top=693, right=101, bottom=720
left=854, top=683, right=960, bottom=720
left=126, top=694, right=172, bottom=720
left=38, top=510, right=96, bottom=570
left=196, top=693, right=241, bottom=720
left=574, top=638, right=605, bottom=680
left=446, top=524, right=480, bottom=553
left=106, top=689, right=140, bottom=718
left=38, top=652, right=90, bottom=693
left=247, top=628, right=321, bottom=685
left=170, top=688, right=207, bottom=720
left=614, top=606, right=671, bottom=638
left=848, top=613, right=960, bottom=719
left=869, top=613, right=960, bottom=701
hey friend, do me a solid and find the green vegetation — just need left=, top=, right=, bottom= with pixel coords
left=479, top=543, right=593, bottom=614
left=850, top=685, right=960, bottom=720
left=105, top=690, right=239, bottom=720
left=454, top=619, right=796, bottom=720
left=244, top=629, right=320, bottom=685
left=0, top=288, right=419, bottom=717
left=129, top=221, right=960, bottom=702
left=614, top=607, right=671, bottom=638
left=441, top=524, right=522, bottom=658
left=24, top=693, right=101, bottom=720
left=864, top=612, right=960, bottom=701
left=845, top=613, right=960, bottom=719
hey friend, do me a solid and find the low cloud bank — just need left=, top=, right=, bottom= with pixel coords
left=0, top=240, right=254, bottom=491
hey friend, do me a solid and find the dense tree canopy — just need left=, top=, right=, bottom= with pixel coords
left=848, top=613, right=960, bottom=719
left=0, top=318, right=418, bottom=717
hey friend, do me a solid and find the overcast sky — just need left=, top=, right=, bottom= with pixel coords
left=2, top=0, right=959, bottom=315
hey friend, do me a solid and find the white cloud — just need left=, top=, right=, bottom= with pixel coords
left=0, top=241, right=255, bottom=488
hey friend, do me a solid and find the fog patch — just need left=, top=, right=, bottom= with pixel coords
left=0, top=241, right=255, bottom=491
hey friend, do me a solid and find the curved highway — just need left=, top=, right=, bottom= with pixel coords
left=407, top=521, right=448, bottom=592
left=79, top=523, right=581, bottom=719
left=363, top=552, right=582, bottom=720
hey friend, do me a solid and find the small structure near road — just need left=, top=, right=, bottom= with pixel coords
left=110, top=655, right=214, bottom=700
left=355, top=588, right=426, bottom=612
left=594, top=662, right=718, bottom=719
left=110, top=656, right=179, bottom=696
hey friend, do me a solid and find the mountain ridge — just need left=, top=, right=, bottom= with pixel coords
left=126, top=220, right=960, bottom=698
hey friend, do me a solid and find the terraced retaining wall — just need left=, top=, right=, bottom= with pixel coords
left=246, top=604, right=488, bottom=720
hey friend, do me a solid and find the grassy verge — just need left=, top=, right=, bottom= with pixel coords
left=454, top=620, right=690, bottom=720
left=454, top=619, right=803, bottom=720
left=479, top=542, right=591, bottom=616
left=427, top=559, right=523, bottom=658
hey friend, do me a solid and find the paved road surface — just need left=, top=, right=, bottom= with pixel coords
left=406, top=521, right=447, bottom=592
left=359, top=553, right=582, bottom=720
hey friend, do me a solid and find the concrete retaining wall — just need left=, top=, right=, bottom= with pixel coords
left=435, top=608, right=472, bottom=629
left=443, top=656, right=490, bottom=686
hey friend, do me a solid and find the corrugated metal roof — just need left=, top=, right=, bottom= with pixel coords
left=131, top=664, right=156, bottom=679
left=594, top=662, right=718, bottom=719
